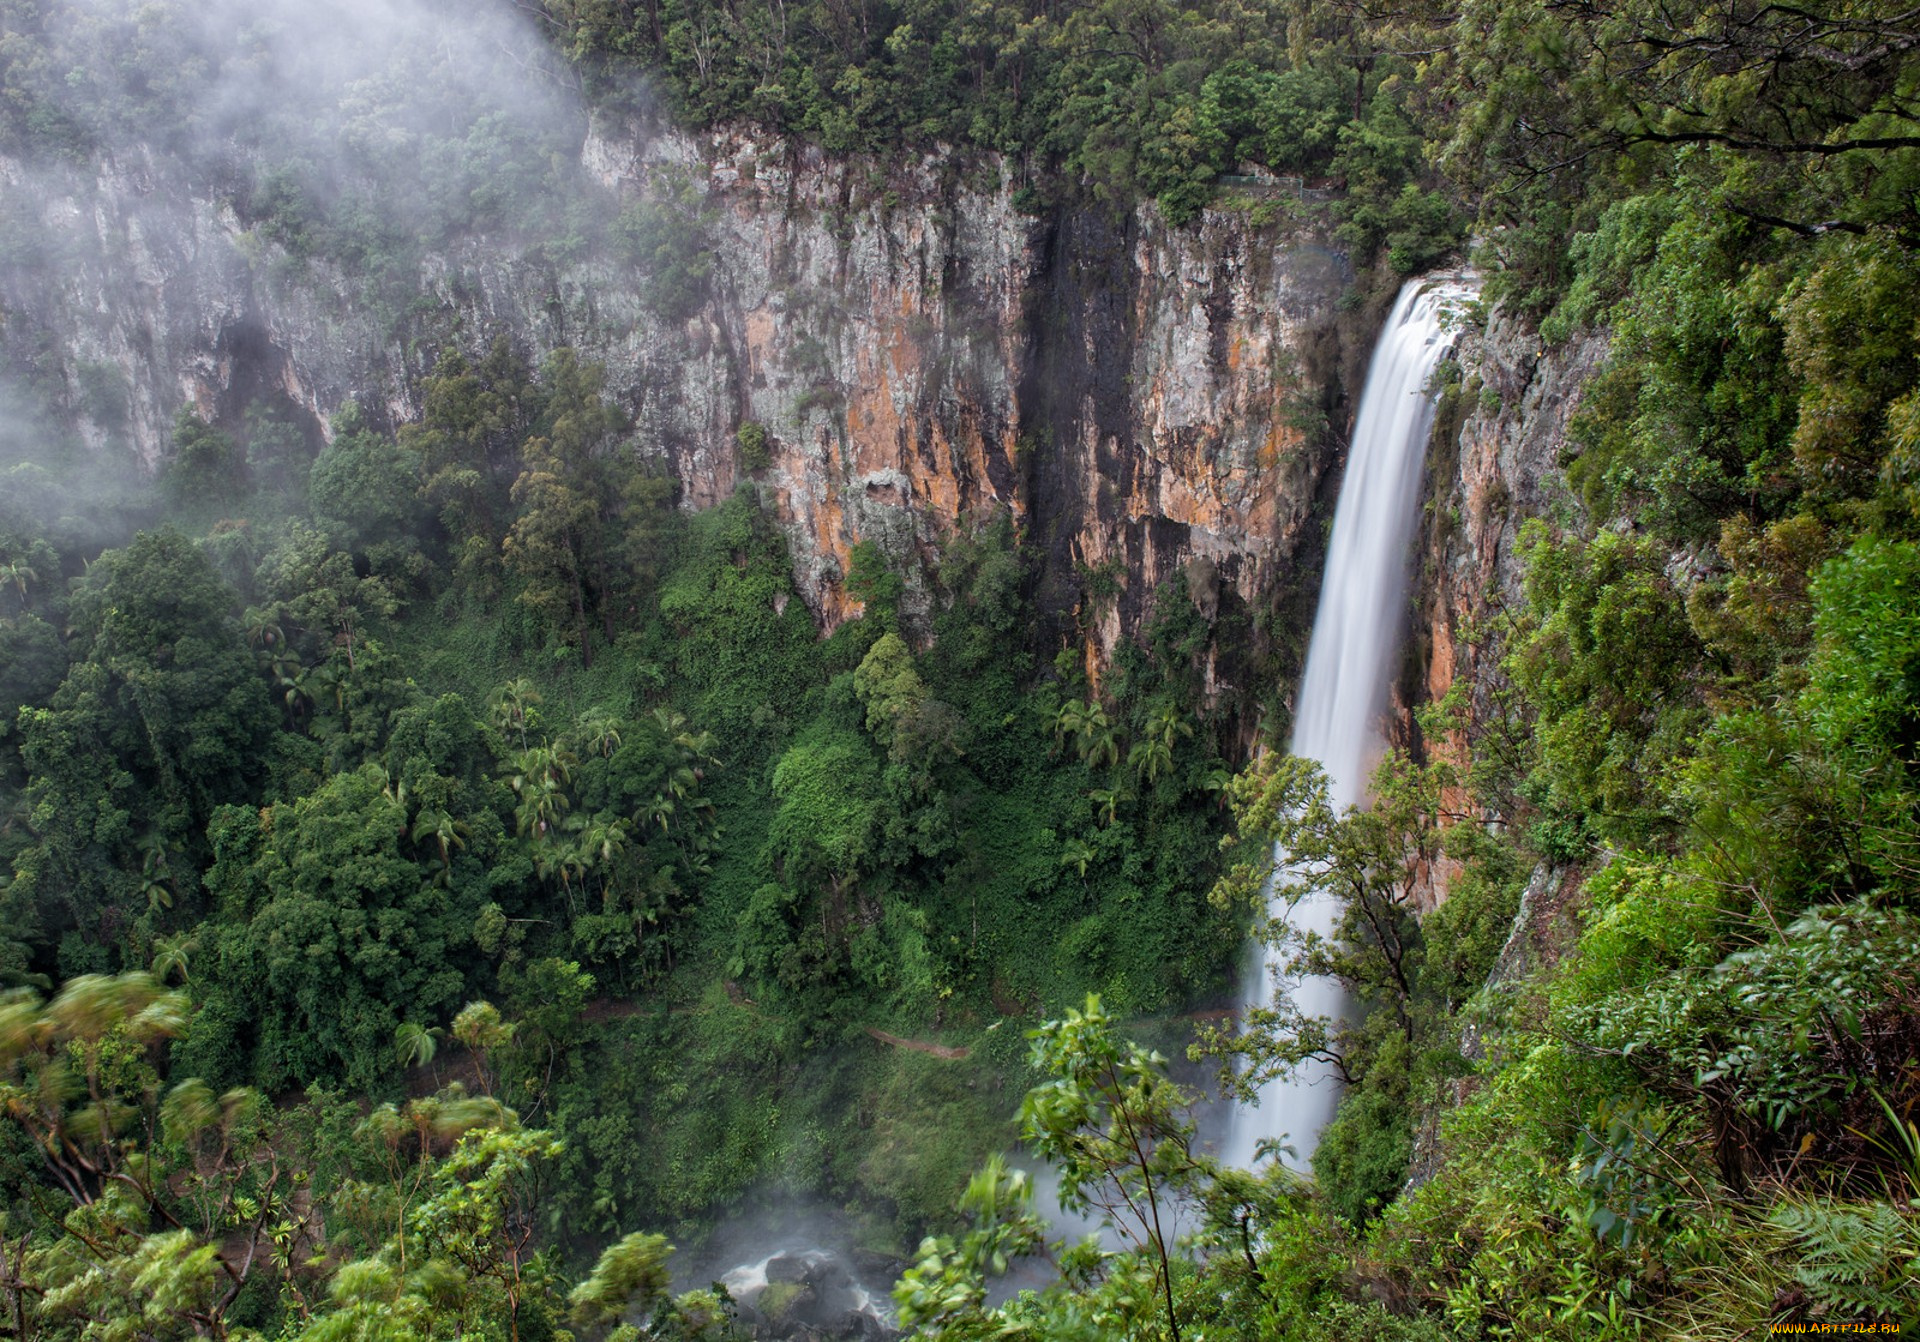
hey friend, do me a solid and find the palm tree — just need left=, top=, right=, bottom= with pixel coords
left=514, top=773, right=571, bottom=840
left=381, top=772, right=410, bottom=812
left=1089, top=786, right=1132, bottom=827
left=527, top=819, right=588, bottom=917
left=304, top=659, right=349, bottom=716
left=490, top=678, right=544, bottom=748
left=150, top=935, right=192, bottom=985
left=633, top=865, right=683, bottom=973
left=412, top=808, right=471, bottom=886
left=1201, top=762, right=1234, bottom=808
left=136, top=834, right=176, bottom=913
left=643, top=792, right=675, bottom=833
left=1085, top=711, right=1124, bottom=770
left=449, top=1002, right=516, bottom=1100
left=267, top=652, right=307, bottom=721
left=573, top=707, right=624, bottom=759
left=530, top=839, right=562, bottom=895
left=509, top=742, right=575, bottom=791
left=578, top=815, right=630, bottom=898
left=507, top=744, right=575, bottom=838
left=663, top=762, right=697, bottom=802
left=140, top=873, right=174, bottom=912
left=394, top=1020, right=444, bottom=1073
left=1128, top=735, right=1174, bottom=784
left=1054, top=698, right=1091, bottom=754
left=558, top=835, right=590, bottom=912
left=1145, top=701, right=1194, bottom=752
left=1060, top=838, right=1097, bottom=878
left=242, top=606, right=285, bottom=652
left=655, top=707, right=719, bottom=778
left=0, top=557, right=38, bottom=611
left=1058, top=699, right=1123, bottom=767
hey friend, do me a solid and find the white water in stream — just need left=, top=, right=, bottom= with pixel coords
left=1223, top=276, right=1472, bottom=1171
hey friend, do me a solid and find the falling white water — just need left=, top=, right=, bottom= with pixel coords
left=1223, top=276, right=1472, bottom=1171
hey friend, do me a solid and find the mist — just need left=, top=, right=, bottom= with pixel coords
left=7, top=0, right=587, bottom=243
left=0, top=0, right=668, bottom=493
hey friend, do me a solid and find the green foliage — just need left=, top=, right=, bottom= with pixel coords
left=1021, top=993, right=1207, bottom=1341
left=501, top=348, right=652, bottom=668
left=1331, top=95, right=1463, bottom=273
left=542, top=985, right=794, bottom=1231
left=893, top=1155, right=1049, bottom=1336
left=1571, top=899, right=1920, bottom=1160
left=845, top=540, right=904, bottom=626
left=1770, top=1199, right=1919, bottom=1321
left=244, top=402, right=313, bottom=499
left=1803, top=535, right=1920, bottom=765
left=0, top=972, right=351, bottom=1339
left=1364, top=106, right=1920, bottom=1321
left=768, top=724, right=882, bottom=891
left=1504, top=522, right=1707, bottom=845
left=21, top=6, right=1920, bottom=1328
left=570, top=1230, right=674, bottom=1330
left=1439, top=0, right=1920, bottom=317
left=1199, top=747, right=1452, bottom=1122
left=309, top=414, right=425, bottom=560
left=657, top=491, right=821, bottom=745
left=10, top=529, right=270, bottom=956
left=193, top=762, right=509, bottom=1093
left=254, top=519, right=404, bottom=675
left=1312, top=1080, right=1411, bottom=1227
left=1561, top=207, right=1798, bottom=539
left=1417, top=841, right=1525, bottom=1011
left=735, top=420, right=771, bottom=473
left=165, top=410, right=247, bottom=510
left=558, top=0, right=1452, bottom=252
left=614, top=181, right=716, bottom=322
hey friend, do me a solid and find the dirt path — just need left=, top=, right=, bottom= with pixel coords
left=864, top=1026, right=971, bottom=1060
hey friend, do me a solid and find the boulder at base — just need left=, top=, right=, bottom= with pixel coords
left=721, top=1248, right=897, bottom=1341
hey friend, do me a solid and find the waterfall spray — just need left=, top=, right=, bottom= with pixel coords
left=1223, top=276, right=1472, bottom=1171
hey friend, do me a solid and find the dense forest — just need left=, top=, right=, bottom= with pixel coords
left=2, top=0, right=1918, bottom=1338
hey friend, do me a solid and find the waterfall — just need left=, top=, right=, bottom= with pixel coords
left=1223, top=276, right=1471, bottom=1170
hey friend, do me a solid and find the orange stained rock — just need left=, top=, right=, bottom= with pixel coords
left=1259, top=419, right=1295, bottom=471
left=1428, top=611, right=1455, bottom=706
left=743, top=309, right=777, bottom=367
left=922, top=424, right=962, bottom=519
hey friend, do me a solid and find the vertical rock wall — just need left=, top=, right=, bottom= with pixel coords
left=0, top=121, right=1357, bottom=671
left=1407, top=304, right=1609, bottom=902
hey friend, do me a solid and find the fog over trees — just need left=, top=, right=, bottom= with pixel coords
left=1, top=0, right=1918, bottom=1337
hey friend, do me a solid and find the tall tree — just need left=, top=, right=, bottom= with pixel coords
left=11, top=531, right=268, bottom=963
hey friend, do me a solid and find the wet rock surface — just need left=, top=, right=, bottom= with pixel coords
left=721, top=1248, right=898, bottom=1341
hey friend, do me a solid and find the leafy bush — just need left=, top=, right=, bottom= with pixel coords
left=736, top=420, right=771, bottom=472
left=1313, top=1082, right=1412, bottom=1226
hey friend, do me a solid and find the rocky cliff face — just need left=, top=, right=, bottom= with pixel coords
left=1406, top=305, right=1609, bottom=901
left=0, top=121, right=1355, bottom=673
